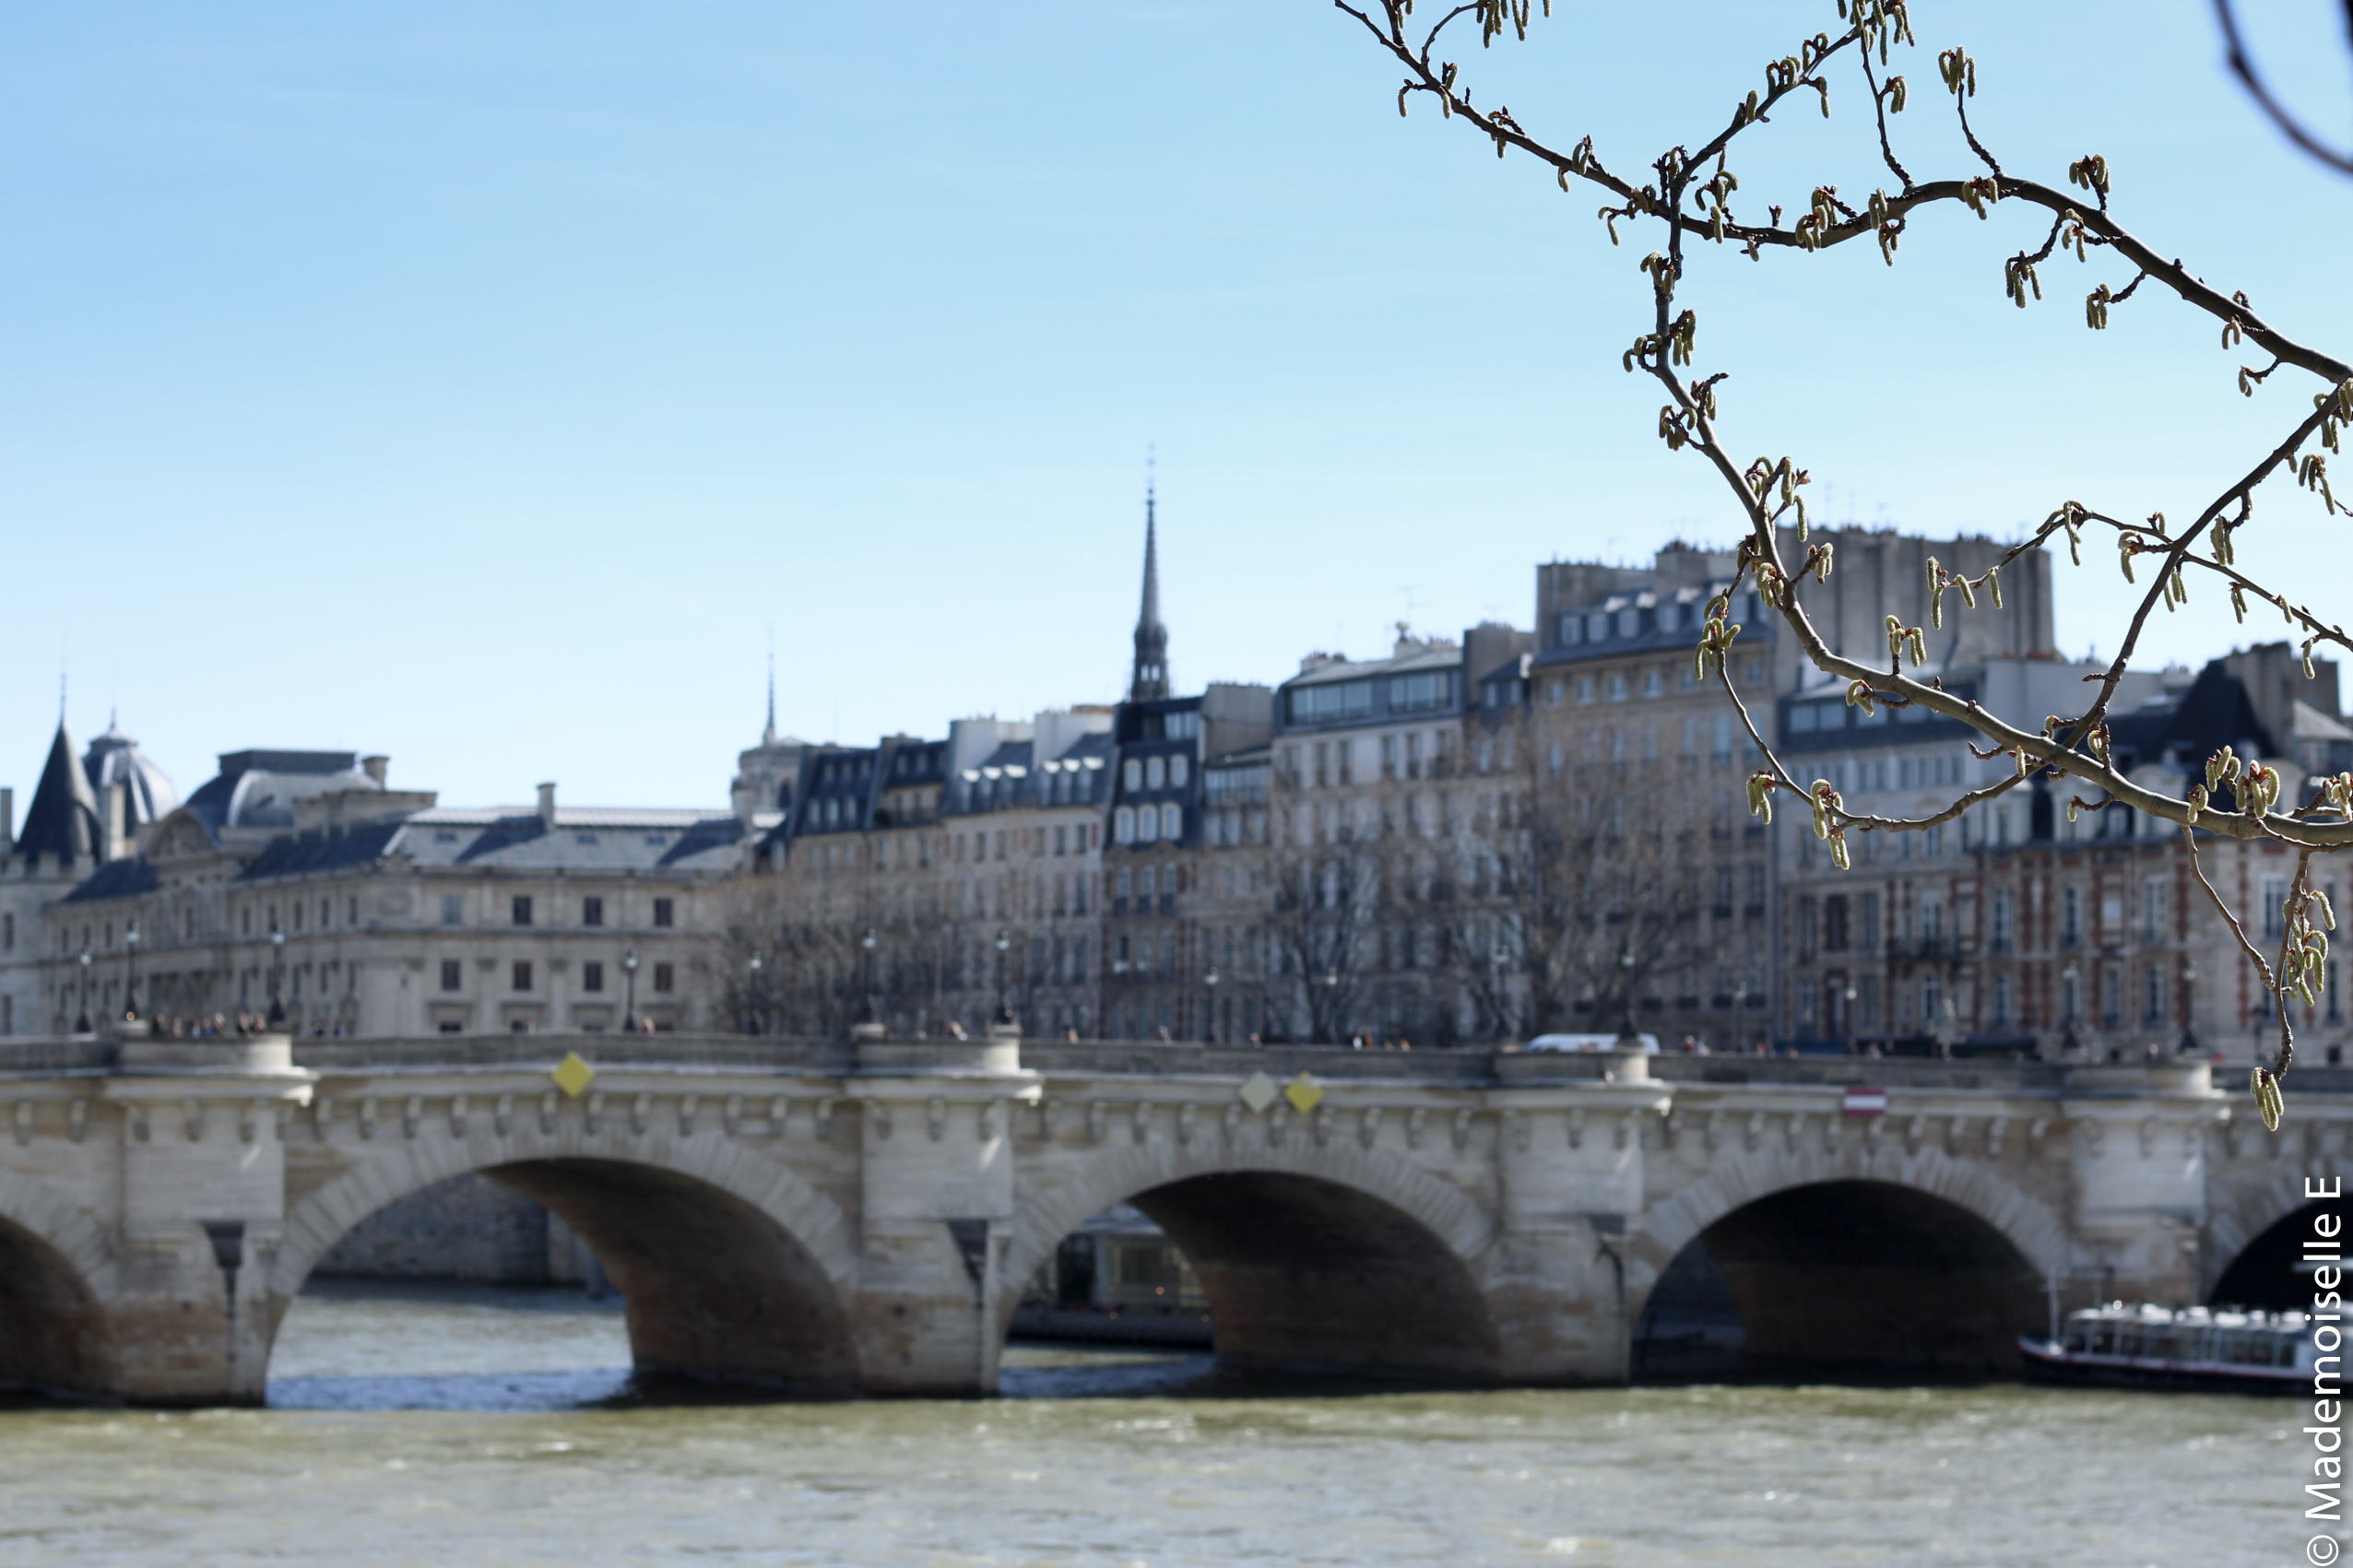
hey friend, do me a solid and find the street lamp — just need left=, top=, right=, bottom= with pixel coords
left=75, top=950, right=91, bottom=1033
left=267, top=925, right=286, bottom=1028
left=124, top=920, right=141, bottom=1025
left=2060, top=960, right=2081, bottom=1058
left=745, top=953, right=763, bottom=1036
left=1616, top=947, right=1638, bottom=1044
left=622, top=948, right=640, bottom=1032
left=1204, top=967, right=1220, bottom=1043
left=1844, top=980, right=1860, bottom=1056
left=994, top=929, right=1012, bottom=1025
left=2179, top=960, right=2200, bottom=1055
left=860, top=928, right=879, bottom=1025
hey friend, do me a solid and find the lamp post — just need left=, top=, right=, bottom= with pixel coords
left=622, top=948, right=640, bottom=1032
left=2179, top=960, right=2200, bottom=1055
left=2060, top=960, right=2081, bottom=1058
left=994, top=929, right=1012, bottom=1026
left=1844, top=980, right=1860, bottom=1056
left=75, top=950, right=91, bottom=1033
left=860, top=927, right=879, bottom=1026
left=124, top=919, right=142, bottom=1025
left=267, top=925, right=286, bottom=1028
left=1204, top=967, right=1220, bottom=1043
left=745, top=953, right=763, bottom=1036
left=1616, top=946, right=1638, bottom=1044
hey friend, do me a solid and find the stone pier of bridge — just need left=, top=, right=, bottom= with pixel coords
left=0, top=1027, right=2320, bottom=1404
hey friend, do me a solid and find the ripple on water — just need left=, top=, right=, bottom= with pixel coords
left=0, top=1282, right=2300, bottom=1567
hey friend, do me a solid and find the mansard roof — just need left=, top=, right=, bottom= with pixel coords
left=59, top=857, right=159, bottom=905
left=183, top=749, right=376, bottom=835
left=233, top=806, right=742, bottom=881
left=16, top=721, right=101, bottom=864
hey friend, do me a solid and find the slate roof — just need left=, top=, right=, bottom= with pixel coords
left=15, top=721, right=101, bottom=864
left=183, top=749, right=375, bottom=835
left=60, top=857, right=158, bottom=904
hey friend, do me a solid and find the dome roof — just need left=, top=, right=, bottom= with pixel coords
left=83, top=721, right=178, bottom=831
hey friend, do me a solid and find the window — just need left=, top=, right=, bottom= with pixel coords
left=583, top=961, right=604, bottom=993
left=513, top=961, right=533, bottom=992
left=1615, top=608, right=1641, bottom=639
left=440, top=961, right=461, bottom=992
left=1559, top=613, right=1583, bottom=646
left=1145, top=756, right=1165, bottom=790
left=1642, top=669, right=1663, bottom=699
left=653, top=962, right=675, bottom=994
left=2140, top=878, right=2166, bottom=944
left=435, top=894, right=460, bottom=926
left=512, top=896, right=533, bottom=926
left=2262, top=877, right=2289, bottom=939
left=1547, top=681, right=1564, bottom=707
left=1992, top=973, right=2013, bottom=1028
left=2144, top=965, right=2165, bottom=1024
left=581, top=896, right=604, bottom=927
left=1123, top=760, right=1142, bottom=792
left=1287, top=679, right=1375, bottom=724
left=1114, top=807, right=1136, bottom=844
left=1713, top=713, right=1734, bottom=764
left=1137, top=805, right=1159, bottom=843
left=653, top=898, right=675, bottom=928
left=1607, top=674, right=1628, bottom=702
left=1389, top=671, right=1451, bottom=713
left=1991, top=890, right=2013, bottom=952
left=1823, top=895, right=1850, bottom=952
left=1, top=914, right=9, bottom=952
left=1169, top=754, right=1189, bottom=788
left=1160, top=804, right=1182, bottom=840
left=2063, top=887, right=2082, bottom=947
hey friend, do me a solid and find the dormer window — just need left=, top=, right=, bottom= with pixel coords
left=1616, top=608, right=1642, bottom=639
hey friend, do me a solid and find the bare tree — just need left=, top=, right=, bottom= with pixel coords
left=2213, top=0, right=2353, bottom=178
left=1335, top=0, right=2350, bottom=1125
left=1265, top=838, right=1384, bottom=1043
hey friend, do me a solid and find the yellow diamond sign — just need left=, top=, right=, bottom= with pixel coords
left=1237, top=1071, right=1278, bottom=1114
left=550, top=1052, right=596, bottom=1099
left=1283, top=1072, right=1324, bottom=1114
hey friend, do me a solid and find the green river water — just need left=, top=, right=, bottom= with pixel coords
left=0, top=1281, right=2305, bottom=1566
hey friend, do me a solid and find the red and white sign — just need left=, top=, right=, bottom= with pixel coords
left=1842, top=1086, right=1888, bottom=1118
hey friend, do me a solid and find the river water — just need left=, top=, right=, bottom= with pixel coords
left=0, top=1281, right=2304, bottom=1566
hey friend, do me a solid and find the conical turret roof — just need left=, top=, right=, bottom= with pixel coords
left=16, top=720, right=101, bottom=864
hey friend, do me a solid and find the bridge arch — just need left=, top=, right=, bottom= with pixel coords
left=1633, top=1143, right=2061, bottom=1378
left=2205, top=1167, right=2339, bottom=1306
left=0, top=1167, right=121, bottom=1396
left=271, top=1125, right=861, bottom=1394
left=1003, top=1138, right=1501, bottom=1381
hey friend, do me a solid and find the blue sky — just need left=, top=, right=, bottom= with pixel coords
left=3, top=1, right=2347, bottom=809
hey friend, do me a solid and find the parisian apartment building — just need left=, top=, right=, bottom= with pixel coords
left=5, top=505, right=2347, bottom=1063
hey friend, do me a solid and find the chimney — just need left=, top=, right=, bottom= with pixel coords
left=0, top=786, right=12, bottom=854
left=361, top=755, right=389, bottom=786
left=537, top=782, right=557, bottom=830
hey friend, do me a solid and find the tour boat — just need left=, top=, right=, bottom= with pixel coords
left=2018, top=1302, right=2314, bottom=1393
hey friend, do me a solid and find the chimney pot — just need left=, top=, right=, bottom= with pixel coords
left=361, top=755, right=389, bottom=786
left=538, top=782, right=557, bottom=828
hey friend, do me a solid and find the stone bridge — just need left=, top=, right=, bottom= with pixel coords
left=0, top=1028, right=2332, bottom=1404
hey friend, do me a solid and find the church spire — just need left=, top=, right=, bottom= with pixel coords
left=763, top=642, right=778, bottom=748
left=1129, top=455, right=1169, bottom=702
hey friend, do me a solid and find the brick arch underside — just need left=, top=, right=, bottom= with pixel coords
left=1636, top=1147, right=2063, bottom=1377
left=272, top=1130, right=861, bottom=1394
left=0, top=1167, right=120, bottom=1395
left=1006, top=1142, right=1503, bottom=1381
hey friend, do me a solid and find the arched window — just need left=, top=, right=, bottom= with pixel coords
left=1137, top=807, right=1159, bottom=843
left=1113, top=807, right=1135, bottom=844
left=1169, top=754, right=1189, bottom=788
left=1123, top=760, right=1142, bottom=792
left=1161, top=804, right=1182, bottom=840
left=1146, top=757, right=1166, bottom=790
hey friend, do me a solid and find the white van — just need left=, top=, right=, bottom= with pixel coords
left=1525, top=1032, right=1661, bottom=1054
